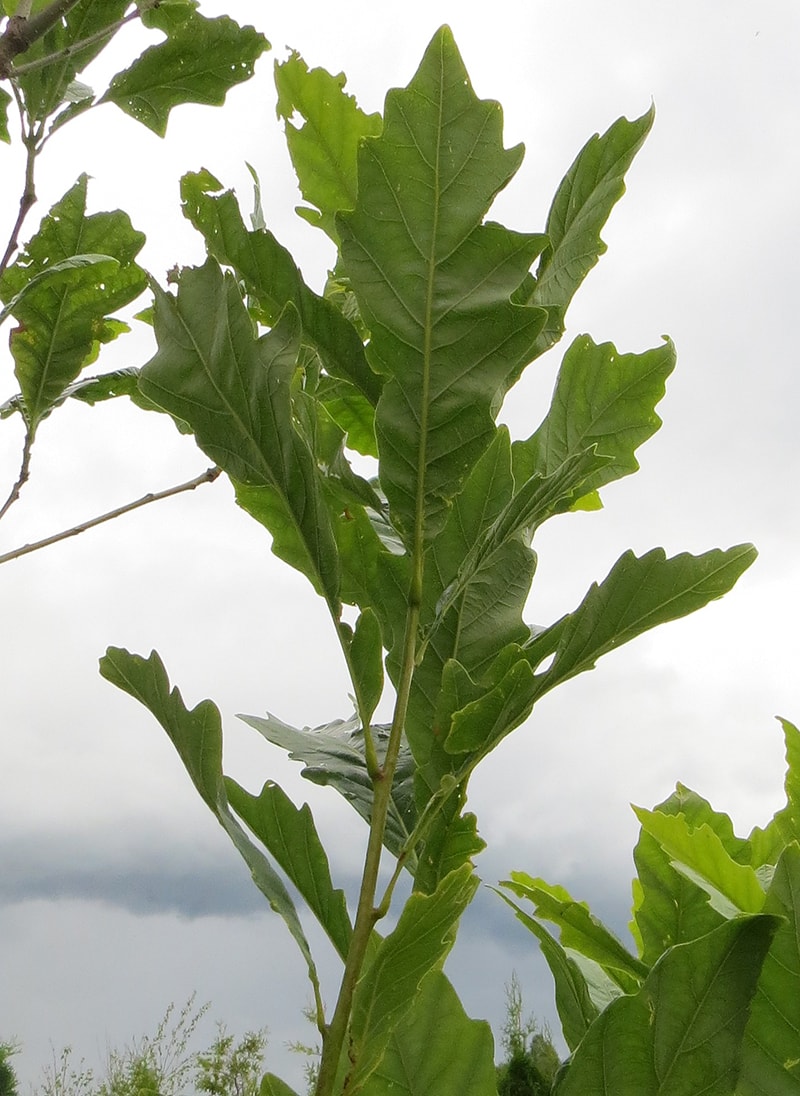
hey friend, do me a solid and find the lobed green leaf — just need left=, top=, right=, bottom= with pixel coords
left=495, top=889, right=599, bottom=1051
left=179, top=170, right=380, bottom=405
left=138, top=260, right=340, bottom=605
left=633, top=807, right=765, bottom=915
left=225, top=777, right=353, bottom=961
left=274, top=52, right=382, bottom=242
left=738, top=843, right=800, bottom=1093
left=513, top=335, right=676, bottom=499
left=0, top=176, right=146, bottom=429
left=101, top=11, right=268, bottom=135
left=526, top=107, right=655, bottom=356
left=98, top=648, right=322, bottom=995
left=339, top=26, right=548, bottom=546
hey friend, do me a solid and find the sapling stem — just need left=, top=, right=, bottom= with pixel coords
left=314, top=597, right=421, bottom=1096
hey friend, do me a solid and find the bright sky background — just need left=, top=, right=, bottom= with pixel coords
left=1, top=0, right=799, bottom=1089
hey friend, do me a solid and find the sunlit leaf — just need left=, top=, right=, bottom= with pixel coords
left=501, top=873, right=647, bottom=991
left=274, top=52, right=382, bottom=242
left=749, top=718, right=800, bottom=867
left=0, top=86, right=11, bottom=142
left=633, top=806, right=765, bottom=914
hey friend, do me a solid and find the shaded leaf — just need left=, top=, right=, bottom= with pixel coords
left=225, top=777, right=352, bottom=961
left=0, top=86, right=10, bottom=143
left=101, top=12, right=268, bottom=135
left=526, top=108, right=654, bottom=356
left=339, top=26, right=548, bottom=547
left=179, top=170, right=380, bottom=405
left=738, top=843, right=800, bottom=1093
left=749, top=718, right=800, bottom=867
left=362, top=970, right=497, bottom=1096
left=0, top=176, right=146, bottom=429
left=513, top=335, right=675, bottom=497
left=98, top=648, right=322, bottom=995
left=349, top=608, right=384, bottom=727
left=138, top=261, right=339, bottom=605
left=348, top=865, right=478, bottom=1092
left=274, top=52, right=382, bottom=242
left=554, top=915, right=779, bottom=1096
left=240, top=712, right=416, bottom=862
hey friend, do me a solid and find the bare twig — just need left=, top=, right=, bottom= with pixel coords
left=0, top=466, right=222, bottom=564
left=0, top=429, right=34, bottom=521
left=0, top=117, right=38, bottom=279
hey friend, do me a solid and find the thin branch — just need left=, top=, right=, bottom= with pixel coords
left=11, top=9, right=140, bottom=77
left=0, top=429, right=34, bottom=521
left=0, top=115, right=37, bottom=280
left=0, top=466, right=222, bottom=564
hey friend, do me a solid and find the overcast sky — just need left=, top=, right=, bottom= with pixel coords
left=1, top=0, right=799, bottom=1090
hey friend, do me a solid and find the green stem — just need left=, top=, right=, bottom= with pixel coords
left=314, top=597, right=420, bottom=1096
left=10, top=9, right=139, bottom=77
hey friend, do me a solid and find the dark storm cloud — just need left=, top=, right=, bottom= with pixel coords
left=2, top=834, right=272, bottom=917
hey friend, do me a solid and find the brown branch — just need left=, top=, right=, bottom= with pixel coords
left=0, top=119, right=37, bottom=280
left=0, top=466, right=222, bottom=564
left=0, top=0, right=83, bottom=78
left=0, top=429, right=34, bottom=522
